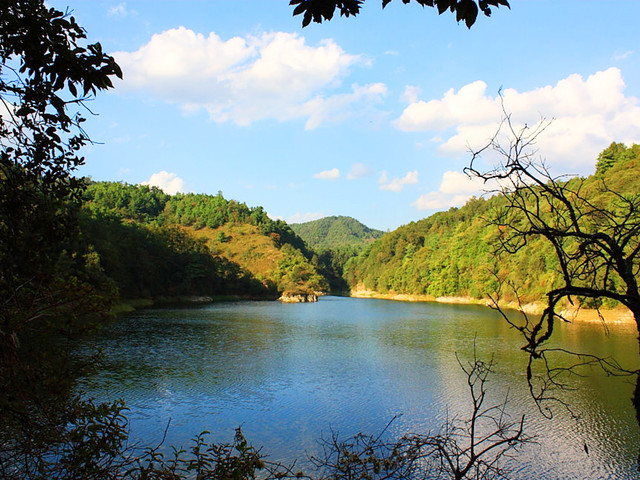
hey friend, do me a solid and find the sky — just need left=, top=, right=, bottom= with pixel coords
left=47, top=0, right=640, bottom=231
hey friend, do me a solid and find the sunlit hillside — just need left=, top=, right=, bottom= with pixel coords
left=344, top=142, right=640, bottom=311
left=81, top=183, right=327, bottom=301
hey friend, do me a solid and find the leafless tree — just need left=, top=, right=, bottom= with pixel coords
left=310, top=353, right=529, bottom=480
left=464, top=108, right=640, bottom=434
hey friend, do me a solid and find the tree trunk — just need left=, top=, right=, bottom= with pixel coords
left=633, top=309, right=640, bottom=468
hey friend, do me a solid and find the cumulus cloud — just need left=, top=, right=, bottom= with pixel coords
left=287, top=212, right=325, bottom=224
left=395, top=68, right=640, bottom=173
left=411, top=192, right=470, bottom=211
left=411, top=170, right=493, bottom=211
left=347, top=162, right=373, bottom=180
left=314, top=168, right=340, bottom=180
left=113, top=28, right=382, bottom=128
left=142, top=171, right=185, bottom=195
left=301, top=82, right=387, bottom=130
left=439, top=170, right=486, bottom=195
left=379, top=170, right=419, bottom=192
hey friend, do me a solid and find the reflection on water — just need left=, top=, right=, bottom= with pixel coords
left=75, top=296, right=639, bottom=479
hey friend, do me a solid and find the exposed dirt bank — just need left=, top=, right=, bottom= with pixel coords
left=349, top=288, right=635, bottom=325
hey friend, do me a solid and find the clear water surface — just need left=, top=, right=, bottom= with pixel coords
left=75, top=296, right=640, bottom=479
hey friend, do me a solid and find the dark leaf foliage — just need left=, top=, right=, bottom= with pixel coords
left=1, top=3, right=123, bottom=478
left=291, top=0, right=509, bottom=28
left=1, top=0, right=121, bottom=197
left=1, top=0, right=122, bottom=341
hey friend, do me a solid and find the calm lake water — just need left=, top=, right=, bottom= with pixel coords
left=75, top=296, right=640, bottom=479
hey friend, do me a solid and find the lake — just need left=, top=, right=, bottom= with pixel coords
left=75, top=296, right=640, bottom=479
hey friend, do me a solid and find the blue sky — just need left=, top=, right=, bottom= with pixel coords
left=49, top=1, right=640, bottom=231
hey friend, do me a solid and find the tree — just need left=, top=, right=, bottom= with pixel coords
left=290, top=0, right=510, bottom=28
left=0, top=0, right=122, bottom=341
left=465, top=113, right=640, bottom=440
left=0, top=0, right=121, bottom=200
left=1, top=2, right=123, bottom=476
left=311, top=353, right=528, bottom=480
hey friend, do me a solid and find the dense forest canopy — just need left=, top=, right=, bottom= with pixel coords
left=79, top=142, right=640, bottom=308
left=290, top=215, right=384, bottom=250
left=290, top=215, right=385, bottom=292
left=344, top=142, right=640, bottom=310
left=80, top=181, right=326, bottom=300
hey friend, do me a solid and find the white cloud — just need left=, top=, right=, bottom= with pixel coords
left=412, top=192, right=471, bottom=211
left=395, top=68, right=640, bottom=174
left=395, top=80, right=498, bottom=131
left=401, top=85, right=421, bottom=104
left=411, top=170, right=495, bottom=211
left=313, top=168, right=340, bottom=180
left=287, top=212, right=325, bottom=224
left=113, top=28, right=380, bottom=128
left=108, top=3, right=128, bottom=16
left=439, top=170, right=485, bottom=195
left=613, top=50, right=634, bottom=61
left=301, top=82, right=387, bottom=130
left=142, top=171, right=185, bottom=195
left=347, top=162, right=373, bottom=180
left=379, top=170, right=419, bottom=192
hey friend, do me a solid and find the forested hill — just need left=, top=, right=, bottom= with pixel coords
left=80, top=183, right=327, bottom=301
left=343, top=142, right=640, bottom=307
left=290, top=216, right=385, bottom=249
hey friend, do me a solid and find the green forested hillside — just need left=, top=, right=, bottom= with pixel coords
left=290, top=216, right=384, bottom=249
left=78, top=142, right=640, bottom=305
left=344, top=143, right=640, bottom=307
left=80, top=183, right=326, bottom=301
left=290, top=216, right=385, bottom=293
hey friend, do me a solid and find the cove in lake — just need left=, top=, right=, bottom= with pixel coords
left=75, top=296, right=640, bottom=479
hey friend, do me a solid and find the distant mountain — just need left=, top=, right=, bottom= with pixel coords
left=290, top=216, right=385, bottom=250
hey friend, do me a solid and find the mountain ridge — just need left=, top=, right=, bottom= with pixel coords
left=290, top=215, right=384, bottom=250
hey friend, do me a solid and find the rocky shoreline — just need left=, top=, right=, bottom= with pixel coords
left=279, top=292, right=318, bottom=303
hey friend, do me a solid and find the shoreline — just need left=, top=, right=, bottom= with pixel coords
left=112, top=294, right=276, bottom=313
left=349, top=289, right=636, bottom=325
left=113, top=291, right=636, bottom=326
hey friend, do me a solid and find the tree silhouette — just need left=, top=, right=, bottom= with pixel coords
left=311, top=353, right=528, bottom=480
left=1, top=2, right=123, bottom=477
left=291, top=0, right=510, bottom=28
left=1, top=0, right=122, bottom=339
left=465, top=110, right=640, bottom=457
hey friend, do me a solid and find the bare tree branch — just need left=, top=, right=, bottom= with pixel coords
left=466, top=102, right=640, bottom=428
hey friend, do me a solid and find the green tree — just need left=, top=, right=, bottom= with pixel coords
left=291, top=0, right=510, bottom=28
left=1, top=0, right=122, bottom=341
left=0, top=2, right=122, bottom=476
left=274, top=244, right=329, bottom=294
left=595, top=141, right=640, bottom=177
